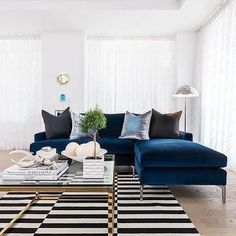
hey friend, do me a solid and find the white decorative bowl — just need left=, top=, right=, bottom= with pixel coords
left=61, top=149, right=107, bottom=162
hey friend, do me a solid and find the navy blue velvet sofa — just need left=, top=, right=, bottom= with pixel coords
left=30, top=113, right=227, bottom=202
left=30, top=113, right=193, bottom=165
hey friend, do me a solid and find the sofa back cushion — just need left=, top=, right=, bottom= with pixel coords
left=119, top=111, right=152, bottom=140
left=42, top=107, right=72, bottom=139
left=149, top=109, right=182, bottom=138
left=99, top=113, right=125, bottom=138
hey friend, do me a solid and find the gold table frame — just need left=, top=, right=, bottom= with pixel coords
left=0, top=185, right=114, bottom=236
left=0, top=157, right=115, bottom=236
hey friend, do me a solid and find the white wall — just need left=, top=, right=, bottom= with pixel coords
left=175, top=31, right=197, bottom=132
left=41, top=31, right=198, bottom=124
left=42, top=32, right=86, bottom=113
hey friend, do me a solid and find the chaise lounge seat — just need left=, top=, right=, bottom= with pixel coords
left=134, top=139, right=227, bottom=202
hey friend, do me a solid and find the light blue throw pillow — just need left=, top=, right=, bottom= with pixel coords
left=69, top=110, right=90, bottom=139
left=119, top=110, right=152, bottom=140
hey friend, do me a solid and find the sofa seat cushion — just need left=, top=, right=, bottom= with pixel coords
left=30, top=139, right=74, bottom=154
left=134, top=139, right=227, bottom=168
left=30, top=137, right=134, bottom=156
left=97, top=137, right=134, bottom=155
left=76, top=137, right=134, bottom=155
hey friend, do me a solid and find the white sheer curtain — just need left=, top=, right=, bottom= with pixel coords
left=85, top=37, right=176, bottom=113
left=0, top=38, right=42, bottom=150
left=193, top=0, right=236, bottom=169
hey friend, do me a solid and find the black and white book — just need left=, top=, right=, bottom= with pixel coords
left=2, top=160, right=69, bottom=180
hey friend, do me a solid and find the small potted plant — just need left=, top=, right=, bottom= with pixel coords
left=79, top=105, right=107, bottom=158
left=79, top=106, right=107, bottom=178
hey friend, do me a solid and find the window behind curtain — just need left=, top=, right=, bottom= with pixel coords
left=85, top=37, right=176, bottom=114
left=193, top=0, right=236, bottom=170
left=0, top=38, right=41, bottom=150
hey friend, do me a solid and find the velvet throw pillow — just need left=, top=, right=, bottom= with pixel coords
left=150, top=109, right=182, bottom=138
left=42, top=107, right=72, bottom=139
left=69, top=110, right=91, bottom=139
left=119, top=110, right=152, bottom=140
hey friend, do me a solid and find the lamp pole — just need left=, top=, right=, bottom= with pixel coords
left=173, top=85, right=199, bottom=133
left=184, top=97, right=187, bottom=132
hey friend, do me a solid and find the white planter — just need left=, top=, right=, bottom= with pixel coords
left=83, top=156, right=104, bottom=179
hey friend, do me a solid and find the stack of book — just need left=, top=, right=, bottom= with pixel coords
left=2, top=160, right=68, bottom=181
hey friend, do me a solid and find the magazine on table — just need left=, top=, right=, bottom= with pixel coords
left=2, top=166, right=69, bottom=181
left=2, top=160, right=69, bottom=180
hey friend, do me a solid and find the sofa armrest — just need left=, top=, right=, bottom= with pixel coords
left=34, top=132, right=47, bottom=142
left=179, top=131, right=193, bottom=141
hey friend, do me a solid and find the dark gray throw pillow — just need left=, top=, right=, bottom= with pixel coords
left=42, top=107, right=72, bottom=139
left=150, top=109, right=182, bottom=138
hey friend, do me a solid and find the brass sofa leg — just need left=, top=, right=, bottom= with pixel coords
left=140, top=185, right=144, bottom=201
left=220, top=185, right=226, bottom=203
left=130, top=165, right=135, bottom=178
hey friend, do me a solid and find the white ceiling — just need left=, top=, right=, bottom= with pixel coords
left=0, top=0, right=224, bottom=35
left=0, top=0, right=186, bottom=10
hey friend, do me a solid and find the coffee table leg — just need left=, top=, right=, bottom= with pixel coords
left=108, top=189, right=114, bottom=236
left=0, top=193, right=39, bottom=235
left=0, top=193, right=60, bottom=236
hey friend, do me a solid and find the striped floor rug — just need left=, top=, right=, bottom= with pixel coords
left=0, top=174, right=200, bottom=236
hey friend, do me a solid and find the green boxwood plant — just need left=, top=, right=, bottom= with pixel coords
left=79, top=106, right=107, bottom=158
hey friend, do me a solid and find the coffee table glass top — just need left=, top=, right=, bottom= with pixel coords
left=0, top=154, right=115, bottom=187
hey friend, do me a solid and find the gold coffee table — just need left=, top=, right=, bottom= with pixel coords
left=0, top=154, right=115, bottom=236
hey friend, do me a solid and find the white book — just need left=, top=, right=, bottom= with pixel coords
left=4, top=160, right=68, bottom=176
left=83, top=175, right=104, bottom=179
left=2, top=165, right=69, bottom=181
left=83, top=170, right=104, bottom=179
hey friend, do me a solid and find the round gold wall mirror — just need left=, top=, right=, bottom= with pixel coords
left=56, top=73, right=70, bottom=85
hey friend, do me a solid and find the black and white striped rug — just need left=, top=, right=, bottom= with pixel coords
left=0, top=175, right=200, bottom=235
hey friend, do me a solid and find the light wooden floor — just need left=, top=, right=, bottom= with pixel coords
left=0, top=150, right=235, bottom=236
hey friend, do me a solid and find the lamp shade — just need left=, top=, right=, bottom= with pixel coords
left=173, top=85, right=199, bottom=98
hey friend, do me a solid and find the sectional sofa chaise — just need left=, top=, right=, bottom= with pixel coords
left=30, top=113, right=227, bottom=202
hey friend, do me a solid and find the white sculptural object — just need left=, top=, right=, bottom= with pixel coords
left=9, top=150, right=53, bottom=168
left=65, top=142, right=79, bottom=156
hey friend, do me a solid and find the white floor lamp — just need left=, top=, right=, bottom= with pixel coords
left=173, top=85, right=199, bottom=132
